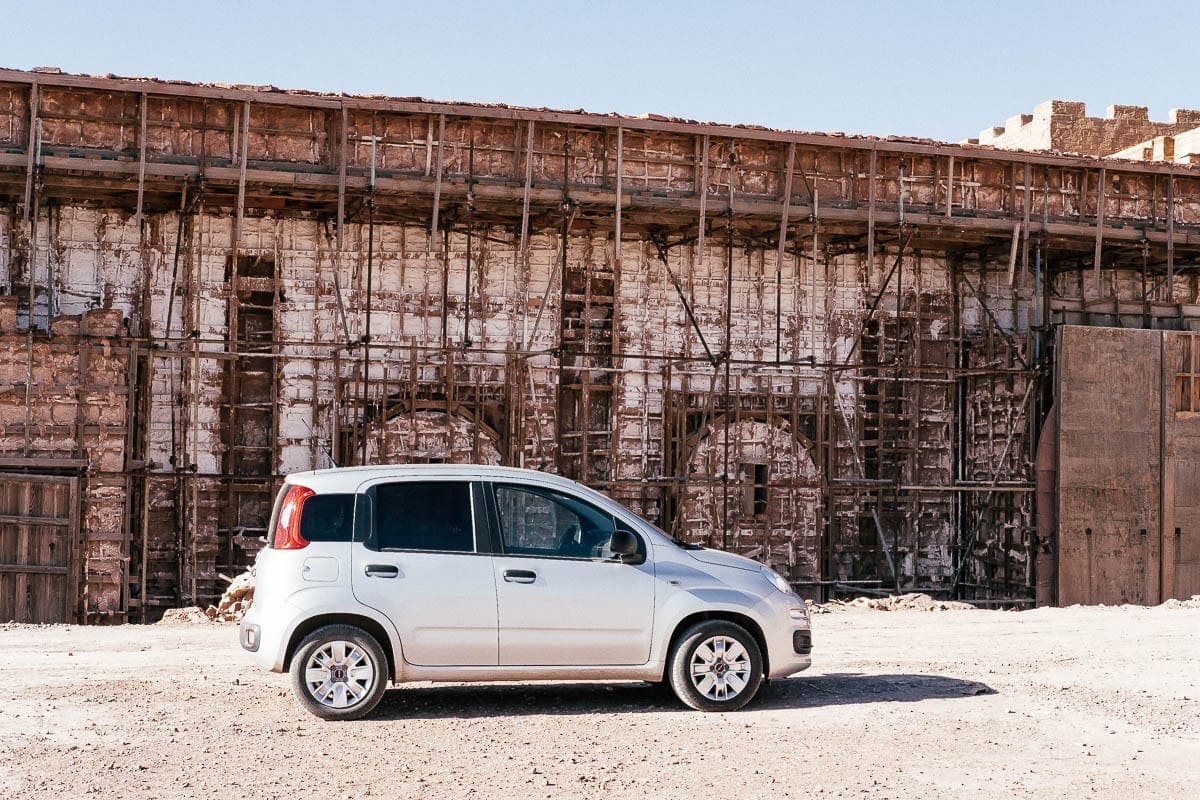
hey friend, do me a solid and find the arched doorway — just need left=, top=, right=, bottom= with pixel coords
left=364, top=408, right=502, bottom=465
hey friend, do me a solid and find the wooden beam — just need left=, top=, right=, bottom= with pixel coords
left=1021, top=161, right=1031, bottom=285
left=775, top=142, right=795, bottom=363
left=135, top=92, right=147, bottom=240
left=430, top=113, right=445, bottom=249
left=233, top=100, right=250, bottom=251
left=424, top=114, right=434, bottom=176
left=614, top=124, right=623, bottom=270
left=1094, top=166, right=1105, bottom=293
left=21, top=81, right=37, bottom=220
left=336, top=104, right=347, bottom=249
left=1168, top=172, right=1176, bottom=296
left=867, top=147, right=877, bottom=271
left=0, top=455, right=88, bottom=469
left=1007, top=222, right=1021, bottom=287
left=945, top=155, right=954, bottom=219
left=696, top=134, right=709, bottom=272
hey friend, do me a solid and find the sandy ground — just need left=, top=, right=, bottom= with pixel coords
left=1, top=604, right=1198, bottom=799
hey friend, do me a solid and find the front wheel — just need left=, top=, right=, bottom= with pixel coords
left=667, top=620, right=764, bottom=711
left=289, top=624, right=389, bottom=721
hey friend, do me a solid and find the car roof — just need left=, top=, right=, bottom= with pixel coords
left=284, top=463, right=587, bottom=494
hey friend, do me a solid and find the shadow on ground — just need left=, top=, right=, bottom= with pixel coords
left=369, top=672, right=995, bottom=720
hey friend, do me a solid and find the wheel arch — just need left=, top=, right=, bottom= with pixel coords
left=665, top=610, right=770, bottom=677
left=283, top=613, right=398, bottom=679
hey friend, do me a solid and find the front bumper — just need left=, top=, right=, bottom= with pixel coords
left=758, top=594, right=814, bottom=678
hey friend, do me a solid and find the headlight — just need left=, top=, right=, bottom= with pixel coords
left=761, top=565, right=792, bottom=594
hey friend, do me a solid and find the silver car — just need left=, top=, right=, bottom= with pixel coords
left=239, top=465, right=812, bottom=720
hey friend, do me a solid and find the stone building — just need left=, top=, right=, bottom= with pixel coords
left=1, top=70, right=1198, bottom=622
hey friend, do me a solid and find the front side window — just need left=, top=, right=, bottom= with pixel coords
left=371, top=481, right=474, bottom=552
left=494, top=484, right=623, bottom=559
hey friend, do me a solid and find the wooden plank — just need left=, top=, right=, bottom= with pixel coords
left=135, top=92, right=147, bottom=239
left=774, top=142, right=795, bottom=363
left=866, top=147, right=877, bottom=272
left=614, top=123, right=623, bottom=270
left=1007, top=223, right=1021, bottom=287
left=0, top=513, right=70, bottom=526
left=518, top=120, right=534, bottom=261
left=696, top=134, right=709, bottom=272
left=430, top=113, right=445, bottom=249
left=1094, top=167, right=1105, bottom=293
left=0, top=563, right=69, bottom=575
left=0, top=456, right=89, bottom=469
left=336, top=105, right=347, bottom=249
left=1167, top=173, right=1176, bottom=296
left=66, top=476, right=79, bottom=622
left=1021, top=162, right=1031, bottom=285
left=21, top=81, right=37, bottom=219
left=139, top=355, right=155, bottom=621
left=233, top=100, right=250, bottom=251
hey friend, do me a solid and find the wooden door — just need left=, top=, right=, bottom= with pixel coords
left=0, top=474, right=79, bottom=623
left=1056, top=326, right=1162, bottom=606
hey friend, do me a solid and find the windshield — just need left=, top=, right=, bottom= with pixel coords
left=587, top=484, right=705, bottom=550
left=644, top=519, right=705, bottom=550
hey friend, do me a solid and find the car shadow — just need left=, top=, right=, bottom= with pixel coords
left=368, top=672, right=995, bottom=720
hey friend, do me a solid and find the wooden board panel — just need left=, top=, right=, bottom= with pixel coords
left=1171, top=459, right=1200, bottom=597
left=1056, top=326, right=1161, bottom=606
left=1165, top=331, right=1200, bottom=599
left=0, top=474, right=78, bottom=623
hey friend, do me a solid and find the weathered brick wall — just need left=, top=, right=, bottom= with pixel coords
left=0, top=302, right=129, bottom=619
left=976, top=100, right=1200, bottom=157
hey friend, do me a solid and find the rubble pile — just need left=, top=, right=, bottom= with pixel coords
left=155, top=572, right=255, bottom=624
left=811, top=593, right=975, bottom=613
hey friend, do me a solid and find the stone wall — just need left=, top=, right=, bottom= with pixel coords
left=975, top=100, right=1200, bottom=157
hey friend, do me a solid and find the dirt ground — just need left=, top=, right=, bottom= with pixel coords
left=1, top=604, right=1198, bottom=800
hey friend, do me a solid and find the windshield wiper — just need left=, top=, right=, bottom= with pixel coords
left=671, top=536, right=705, bottom=550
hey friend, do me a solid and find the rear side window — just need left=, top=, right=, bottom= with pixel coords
left=371, top=481, right=474, bottom=552
left=299, top=494, right=355, bottom=542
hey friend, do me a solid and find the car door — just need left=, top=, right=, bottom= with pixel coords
left=350, top=479, right=498, bottom=666
left=488, top=482, right=656, bottom=666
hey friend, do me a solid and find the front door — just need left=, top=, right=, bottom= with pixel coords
left=489, top=483, right=655, bottom=666
left=350, top=479, right=498, bottom=666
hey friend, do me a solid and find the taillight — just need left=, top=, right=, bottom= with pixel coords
left=273, top=485, right=314, bottom=549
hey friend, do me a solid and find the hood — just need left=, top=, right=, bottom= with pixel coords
left=686, top=547, right=762, bottom=573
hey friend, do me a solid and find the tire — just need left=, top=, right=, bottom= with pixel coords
left=289, top=624, right=389, bottom=721
left=667, top=620, right=764, bottom=712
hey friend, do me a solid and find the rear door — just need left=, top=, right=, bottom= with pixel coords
left=488, top=482, right=656, bottom=666
left=350, top=479, right=498, bottom=666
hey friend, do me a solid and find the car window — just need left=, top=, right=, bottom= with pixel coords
left=493, top=484, right=620, bottom=559
left=371, top=481, right=474, bottom=552
left=299, top=494, right=355, bottom=542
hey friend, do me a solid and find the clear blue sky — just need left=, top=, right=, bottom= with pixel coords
left=2, top=0, right=1196, bottom=142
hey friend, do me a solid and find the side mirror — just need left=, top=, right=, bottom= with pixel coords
left=609, top=529, right=638, bottom=557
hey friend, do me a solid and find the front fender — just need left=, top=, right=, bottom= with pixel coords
left=650, top=586, right=774, bottom=665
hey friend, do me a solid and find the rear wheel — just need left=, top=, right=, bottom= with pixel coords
left=289, top=624, right=389, bottom=721
left=667, top=620, right=763, bottom=711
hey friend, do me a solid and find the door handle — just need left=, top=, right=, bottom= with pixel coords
left=502, top=569, right=537, bottom=584
left=364, top=563, right=399, bottom=578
